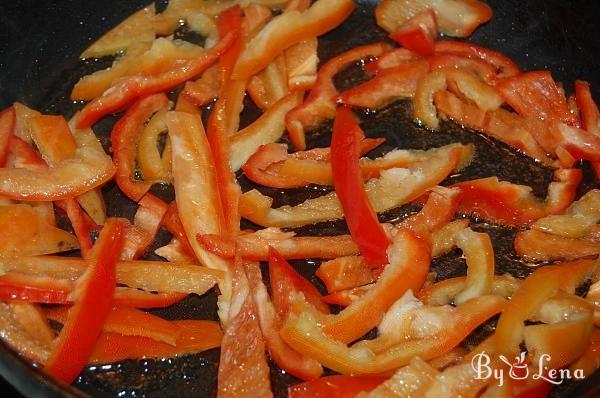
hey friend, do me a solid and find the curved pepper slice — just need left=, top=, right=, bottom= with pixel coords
left=232, top=0, right=355, bottom=80
left=288, top=375, right=387, bottom=398
left=90, top=320, right=222, bottom=364
left=76, top=26, right=237, bottom=128
left=239, top=144, right=463, bottom=227
left=322, top=229, right=430, bottom=344
left=452, top=228, right=494, bottom=304
left=390, top=9, right=438, bottom=56
left=137, top=109, right=172, bottom=183
left=433, top=41, right=520, bottom=79
left=514, top=229, right=600, bottom=262
left=111, top=93, right=169, bottom=202
left=418, top=274, right=520, bottom=306
left=44, top=218, right=126, bottom=384
left=332, top=107, right=391, bottom=267
left=452, top=168, right=582, bottom=227
left=285, top=42, right=390, bottom=149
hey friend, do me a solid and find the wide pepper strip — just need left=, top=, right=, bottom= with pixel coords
left=76, top=24, right=237, bottom=129
left=111, top=93, right=169, bottom=202
left=44, top=218, right=126, bottom=384
left=331, top=107, right=390, bottom=267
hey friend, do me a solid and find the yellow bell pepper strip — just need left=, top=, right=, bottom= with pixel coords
left=232, top=0, right=355, bottom=81
left=245, top=261, right=324, bottom=380
left=285, top=42, right=390, bottom=150
left=280, top=295, right=505, bottom=374
left=75, top=23, right=238, bottom=129
left=331, top=106, right=391, bottom=267
left=494, top=259, right=598, bottom=358
left=239, top=144, right=463, bottom=228
left=90, top=320, right=222, bottom=364
left=44, top=218, right=126, bottom=384
left=322, top=229, right=430, bottom=344
left=376, top=0, right=492, bottom=38
left=111, top=93, right=169, bottom=202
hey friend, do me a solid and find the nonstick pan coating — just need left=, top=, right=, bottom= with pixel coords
left=0, top=0, right=600, bottom=396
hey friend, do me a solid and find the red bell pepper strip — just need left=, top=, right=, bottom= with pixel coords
left=121, top=193, right=169, bottom=260
left=181, top=64, right=220, bottom=107
left=433, top=41, right=520, bottom=79
left=288, top=375, right=387, bottom=398
left=390, top=9, right=437, bottom=56
left=76, top=27, right=237, bottom=129
left=575, top=81, right=600, bottom=180
left=111, top=93, right=169, bottom=202
left=553, top=122, right=600, bottom=162
left=364, top=47, right=421, bottom=74
left=451, top=168, right=582, bottom=227
left=286, top=42, right=390, bottom=149
left=206, top=6, right=245, bottom=236
left=316, top=256, right=376, bottom=294
left=331, top=106, right=391, bottom=267
left=55, top=199, right=93, bottom=258
left=245, top=261, right=323, bottom=381
left=0, top=107, right=16, bottom=167
left=337, top=60, right=430, bottom=109
left=269, top=247, right=329, bottom=317
left=90, top=319, right=222, bottom=364
left=429, top=53, right=498, bottom=85
left=497, top=70, right=579, bottom=127
left=322, top=285, right=373, bottom=307
left=232, top=0, right=355, bottom=80
left=161, top=201, right=195, bottom=257
left=403, top=186, right=462, bottom=237
left=44, top=218, right=126, bottom=384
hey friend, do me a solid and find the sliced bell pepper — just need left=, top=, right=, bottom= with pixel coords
left=45, top=305, right=181, bottom=346
left=337, top=60, right=430, bottom=109
left=79, top=5, right=155, bottom=59
left=285, top=42, right=390, bottom=149
left=120, top=193, right=169, bottom=260
left=553, top=122, right=600, bottom=162
left=285, top=37, right=318, bottom=90
left=390, top=9, right=437, bottom=56
left=0, top=106, right=15, bottom=167
left=576, top=80, right=600, bottom=134
left=230, top=91, right=303, bottom=171
left=44, top=218, right=126, bottom=384
left=433, top=41, right=520, bottom=79
left=161, top=201, right=195, bottom=257
left=429, top=53, right=498, bottom=85
left=154, top=239, right=197, bottom=263
left=288, top=375, right=387, bottom=398
left=239, top=144, right=463, bottom=227
left=281, top=294, right=504, bottom=374
left=418, top=274, right=520, bottom=306
left=316, top=256, right=376, bottom=294
left=111, top=93, right=169, bottom=202
left=55, top=198, right=93, bottom=258
left=245, top=261, right=323, bottom=381
left=269, top=247, right=329, bottom=316
left=137, top=109, right=172, bottom=183
left=241, top=137, right=388, bottom=188
left=452, top=228, right=494, bottom=304
left=232, top=0, right=355, bottom=80
left=362, top=357, right=437, bottom=397
left=494, top=259, right=598, bottom=358
left=76, top=27, right=237, bottom=128
left=322, top=285, right=373, bottom=307
left=0, top=301, right=51, bottom=363
left=321, top=229, right=430, bottom=344
left=247, top=55, right=289, bottom=110
left=364, top=47, right=421, bottom=74
left=10, top=302, right=55, bottom=346
left=90, top=319, right=222, bottom=364
left=569, top=328, right=600, bottom=377
left=181, top=64, right=220, bottom=107
left=197, top=228, right=359, bottom=260
left=376, top=0, right=492, bottom=37
left=514, top=229, right=600, bottom=262
left=401, top=185, right=462, bottom=237
left=76, top=189, right=106, bottom=226
left=452, top=168, right=582, bottom=227
left=167, top=111, right=233, bottom=322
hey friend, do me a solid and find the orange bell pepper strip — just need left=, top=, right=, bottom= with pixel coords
left=514, top=229, right=600, bottom=262
left=285, top=41, right=390, bottom=149
left=269, top=247, right=329, bottom=316
left=452, top=168, right=582, bottom=227
left=245, top=261, right=323, bottom=381
left=322, top=229, right=430, bottom=344
left=137, top=109, right=172, bottom=183
left=111, top=93, right=169, bottom=202
left=494, top=259, right=598, bottom=358
left=452, top=228, right=494, bottom=304
left=232, top=0, right=354, bottom=80
left=402, top=185, right=462, bottom=236
left=337, top=60, right=430, bottom=109
left=0, top=107, right=15, bottom=167
left=239, top=144, right=464, bottom=228
left=376, top=0, right=492, bottom=38
left=281, top=295, right=505, bottom=374
left=241, top=137, right=385, bottom=188
left=46, top=305, right=181, bottom=346
left=390, top=9, right=438, bottom=56
left=288, top=375, right=387, bottom=398
left=322, top=285, right=373, bottom=307
left=317, top=256, right=376, bottom=294
left=197, top=228, right=359, bottom=260
left=90, top=319, right=222, bottom=364
left=418, top=274, right=521, bottom=306
left=180, top=64, right=221, bottom=107
left=331, top=107, right=391, bottom=267
left=120, top=193, right=169, bottom=260
left=75, top=24, right=238, bottom=129
left=44, top=218, right=126, bottom=384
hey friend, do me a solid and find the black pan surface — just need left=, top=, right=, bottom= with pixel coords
left=1, top=0, right=600, bottom=397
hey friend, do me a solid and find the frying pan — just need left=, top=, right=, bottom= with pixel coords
left=1, top=0, right=600, bottom=396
